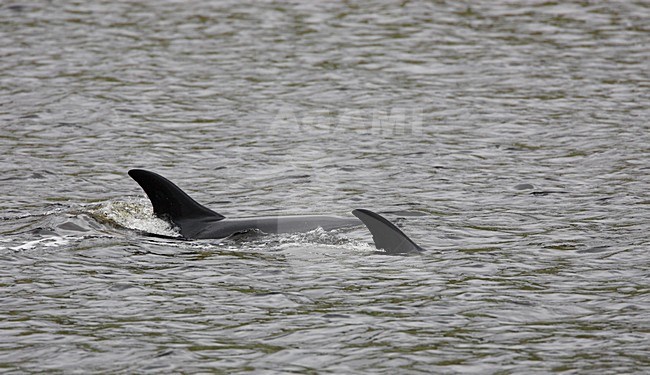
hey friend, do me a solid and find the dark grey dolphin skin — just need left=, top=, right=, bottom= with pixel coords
left=128, top=169, right=423, bottom=253
left=352, top=209, right=423, bottom=254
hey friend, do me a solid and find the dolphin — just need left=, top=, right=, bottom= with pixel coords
left=128, top=169, right=423, bottom=254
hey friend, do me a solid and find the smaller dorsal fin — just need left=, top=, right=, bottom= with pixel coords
left=352, top=209, right=424, bottom=254
left=128, top=169, right=225, bottom=229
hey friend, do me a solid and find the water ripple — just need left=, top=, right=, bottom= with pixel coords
left=1, top=0, right=649, bottom=373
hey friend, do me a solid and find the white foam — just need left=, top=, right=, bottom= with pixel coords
left=91, top=200, right=180, bottom=237
left=10, top=236, right=70, bottom=251
left=273, top=227, right=376, bottom=253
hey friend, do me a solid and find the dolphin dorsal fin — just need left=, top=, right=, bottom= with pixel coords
left=128, top=169, right=225, bottom=229
left=352, top=209, right=424, bottom=254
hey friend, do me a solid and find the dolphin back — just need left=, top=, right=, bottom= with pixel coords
left=352, top=209, right=424, bottom=254
left=128, top=169, right=424, bottom=253
left=128, top=169, right=225, bottom=235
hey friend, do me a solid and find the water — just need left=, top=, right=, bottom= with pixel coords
left=1, top=0, right=649, bottom=373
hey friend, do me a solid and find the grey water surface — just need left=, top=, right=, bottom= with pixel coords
left=1, top=1, right=649, bottom=373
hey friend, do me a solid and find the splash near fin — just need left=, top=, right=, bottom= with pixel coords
left=352, top=209, right=424, bottom=254
left=128, top=169, right=225, bottom=236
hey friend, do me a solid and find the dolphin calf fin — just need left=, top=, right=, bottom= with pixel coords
left=352, top=209, right=424, bottom=254
left=128, top=169, right=225, bottom=236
